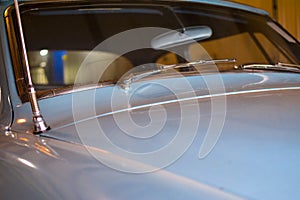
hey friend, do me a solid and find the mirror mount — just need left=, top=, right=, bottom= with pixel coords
left=151, top=26, right=212, bottom=49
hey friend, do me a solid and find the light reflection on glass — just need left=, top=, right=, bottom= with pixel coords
left=19, top=137, right=29, bottom=142
left=39, top=49, right=48, bottom=56
left=17, top=158, right=36, bottom=169
left=17, top=118, right=27, bottom=124
left=40, top=61, right=47, bottom=68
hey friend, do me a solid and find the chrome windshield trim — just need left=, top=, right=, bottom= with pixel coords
left=37, top=82, right=115, bottom=99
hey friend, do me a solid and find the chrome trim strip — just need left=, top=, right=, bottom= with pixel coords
left=100, top=86, right=300, bottom=116
left=50, top=86, right=300, bottom=131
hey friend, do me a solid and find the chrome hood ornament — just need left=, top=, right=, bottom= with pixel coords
left=13, top=0, right=50, bottom=134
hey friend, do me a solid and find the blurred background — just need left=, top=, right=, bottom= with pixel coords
left=229, top=0, right=300, bottom=41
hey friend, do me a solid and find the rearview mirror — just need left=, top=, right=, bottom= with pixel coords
left=151, top=26, right=213, bottom=49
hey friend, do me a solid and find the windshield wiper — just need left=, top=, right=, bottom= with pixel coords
left=237, top=63, right=300, bottom=73
left=119, top=58, right=236, bottom=90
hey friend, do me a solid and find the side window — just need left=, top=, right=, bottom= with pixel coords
left=253, top=33, right=291, bottom=64
left=191, top=32, right=267, bottom=66
left=156, top=32, right=268, bottom=67
left=156, top=52, right=178, bottom=65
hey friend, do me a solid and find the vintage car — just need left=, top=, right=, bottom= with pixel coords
left=1, top=0, right=300, bottom=199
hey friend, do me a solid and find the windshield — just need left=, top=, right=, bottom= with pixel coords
left=9, top=1, right=300, bottom=95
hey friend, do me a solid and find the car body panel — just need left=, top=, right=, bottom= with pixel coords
left=11, top=71, right=300, bottom=131
left=5, top=71, right=300, bottom=199
left=1, top=129, right=246, bottom=200
left=1, top=88, right=300, bottom=200
left=1, top=0, right=300, bottom=199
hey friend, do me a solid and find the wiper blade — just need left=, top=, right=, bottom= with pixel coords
left=238, top=63, right=300, bottom=73
left=119, top=58, right=236, bottom=90
left=161, top=58, right=236, bottom=69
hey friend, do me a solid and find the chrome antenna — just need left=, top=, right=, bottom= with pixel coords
left=14, top=0, right=50, bottom=134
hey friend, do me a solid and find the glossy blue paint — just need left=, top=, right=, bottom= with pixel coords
left=1, top=0, right=300, bottom=199
left=0, top=19, right=13, bottom=131
left=4, top=71, right=300, bottom=199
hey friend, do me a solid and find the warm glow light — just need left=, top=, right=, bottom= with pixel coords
left=19, top=137, right=29, bottom=142
left=40, top=49, right=48, bottom=56
left=17, top=118, right=27, bottom=124
left=40, top=61, right=47, bottom=68
left=35, top=143, right=51, bottom=153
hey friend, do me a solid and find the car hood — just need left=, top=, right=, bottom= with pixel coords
left=8, top=71, right=300, bottom=199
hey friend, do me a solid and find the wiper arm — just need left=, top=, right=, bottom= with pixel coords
left=161, top=58, right=236, bottom=69
left=119, top=69, right=162, bottom=90
left=238, top=63, right=300, bottom=73
left=119, top=58, right=236, bottom=90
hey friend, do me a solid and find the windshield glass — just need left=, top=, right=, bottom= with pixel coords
left=11, top=2, right=300, bottom=93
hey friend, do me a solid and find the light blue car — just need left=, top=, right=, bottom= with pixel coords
left=1, top=0, right=300, bottom=199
